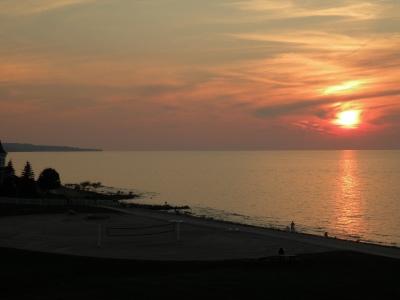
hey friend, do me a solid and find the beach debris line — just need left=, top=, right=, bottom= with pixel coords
left=121, top=202, right=190, bottom=211
left=63, top=182, right=140, bottom=200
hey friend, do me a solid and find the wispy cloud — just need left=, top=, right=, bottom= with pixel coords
left=1, top=0, right=399, bottom=149
left=228, top=31, right=368, bottom=53
left=0, top=0, right=94, bottom=15
left=232, top=0, right=382, bottom=21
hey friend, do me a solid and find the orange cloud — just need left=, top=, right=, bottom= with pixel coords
left=1, top=0, right=399, bottom=150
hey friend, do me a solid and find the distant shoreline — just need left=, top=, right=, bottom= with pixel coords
left=3, top=143, right=102, bottom=152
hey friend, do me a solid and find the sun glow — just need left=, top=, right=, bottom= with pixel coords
left=324, top=81, right=360, bottom=95
left=335, top=110, right=361, bottom=128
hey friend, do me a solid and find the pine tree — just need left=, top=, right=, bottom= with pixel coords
left=1, top=160, right=17, bottom=196
left=21, top=161, right=34, bottom=181
left=20, top=161, right=37, bottom=197
left=5, top=160, right=15, bottom=176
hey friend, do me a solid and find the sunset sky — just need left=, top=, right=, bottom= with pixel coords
left=1, top=0, right=400, bottom=150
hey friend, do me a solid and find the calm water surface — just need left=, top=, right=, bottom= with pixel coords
left=8, top=151, right=400, bottom=246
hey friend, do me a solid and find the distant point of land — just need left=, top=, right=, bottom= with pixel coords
left=3, top=143, right=102, bottom=152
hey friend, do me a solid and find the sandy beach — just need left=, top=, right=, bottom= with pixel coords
left=1, top=206, right=399, bottom=261
left=2, top=205, right=400, bottom=299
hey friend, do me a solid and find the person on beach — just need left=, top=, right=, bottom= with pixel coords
left=290, top=221, right=295, bottom=233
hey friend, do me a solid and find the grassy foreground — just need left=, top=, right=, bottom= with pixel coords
left=1, top=247, right=399, bottom=300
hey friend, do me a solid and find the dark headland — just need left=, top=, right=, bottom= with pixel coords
left=3, top=143, right=102, bottom=152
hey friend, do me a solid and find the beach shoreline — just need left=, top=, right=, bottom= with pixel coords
left=1, top=204, right=399, bottom=261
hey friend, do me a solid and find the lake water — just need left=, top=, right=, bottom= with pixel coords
left=7, top=150, right=400, bottom=247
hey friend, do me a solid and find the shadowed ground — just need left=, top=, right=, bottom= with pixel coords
left=2, top=248, right=399, bottom=300
left=1, top=205, right=400, bottom=299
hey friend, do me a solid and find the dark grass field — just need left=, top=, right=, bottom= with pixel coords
left=1, top=247, right=399, bottom=300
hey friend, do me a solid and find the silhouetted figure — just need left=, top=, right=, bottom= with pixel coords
left=324, top=232, right=328, bottom=238
left=279, top=247, right=285, bottom=255
left=290, top=221, right=295, bottom=233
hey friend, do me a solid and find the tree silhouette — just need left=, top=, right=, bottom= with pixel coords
left=20, top=161, right=37, bottom=197
left=5, top=160, right=15, bottom=176
left=38, top=168, right=61, bottom=191
left=21, top=161, right=34, bottom=181
left=1, top=160, right=17, bottom=196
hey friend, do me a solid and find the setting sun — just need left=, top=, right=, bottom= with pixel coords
left=336, top=110, right=361, bottom=128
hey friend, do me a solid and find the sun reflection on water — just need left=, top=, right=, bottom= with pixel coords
left=333, top=150, right=366, bottom=240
